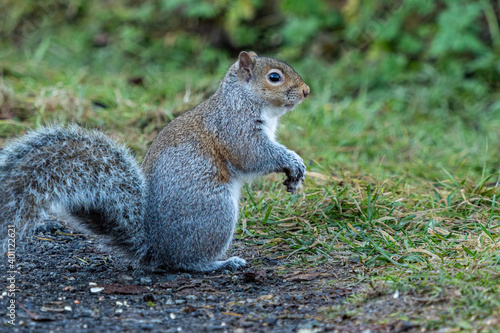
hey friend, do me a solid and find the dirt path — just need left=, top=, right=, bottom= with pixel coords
left=1, top=221, right=420, bottom=332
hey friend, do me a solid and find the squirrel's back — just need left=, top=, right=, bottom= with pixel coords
left=0, top=125, right=146, bottom=256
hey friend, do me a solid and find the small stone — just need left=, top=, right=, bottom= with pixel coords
left=81, top=309, right=93, bottom=317
left=241, top=321, right=253, bottom=328
left=90, top=287, right=104, bottom=293
left=118, top=274, right=134, bottom=284
left=349, top=256, right=360, bottom=263
left=164, top=275, right=178, bottom=282
left=140, top=276, right=152, bottom=285
left=143, top=293, right=155, bottom=303
left=66, top=265, right=77, bottom=273
left=141, top=324, right=154, bottom=331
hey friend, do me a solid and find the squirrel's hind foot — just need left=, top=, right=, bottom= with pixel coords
left=221, top=256, right=247, bottom=271
left=179, top=256, right=247, bottom=273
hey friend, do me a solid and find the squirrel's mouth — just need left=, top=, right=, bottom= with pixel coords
left=284, top=104, right=295, bottom=111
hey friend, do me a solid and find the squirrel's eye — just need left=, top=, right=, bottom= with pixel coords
left=268, top=72, right=281, bottom=82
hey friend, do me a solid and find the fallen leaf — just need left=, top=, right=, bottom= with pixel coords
left=103, top=284, right=148, bottom=295
left=182, top=305, right=197, bottom=313
left=244, top=270, right=267, bottom=282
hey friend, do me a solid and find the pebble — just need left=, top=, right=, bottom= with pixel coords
left=167, top=274, right=179, bottom=281
left=90, top=287, right=104, bottom=293
left=143, top=294, right=155, bottom=303
left=80, top=309, right=93, bottom=318
left=118, top=274, right=134, bottom=284
left=140, top=276, right=153, bottom=285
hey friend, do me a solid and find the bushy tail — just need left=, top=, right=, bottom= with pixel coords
left=0, top=125, right=147, bottom=257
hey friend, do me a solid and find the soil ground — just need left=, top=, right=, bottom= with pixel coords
left=1, top=220, right=423, bottom=333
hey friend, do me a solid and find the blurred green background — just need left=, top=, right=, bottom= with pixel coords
left=1, top=0, right=499, bottom=181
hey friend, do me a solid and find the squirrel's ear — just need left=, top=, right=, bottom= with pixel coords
left=238, top=51, right=255, bottom=82
left=248, top=51, right=258, bottom=57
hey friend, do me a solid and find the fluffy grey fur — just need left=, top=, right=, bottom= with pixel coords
left=0, top=125, right=147, bottom=258
left=0, top=52, right=309, bottom=272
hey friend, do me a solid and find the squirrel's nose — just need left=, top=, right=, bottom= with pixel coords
left=302, top=85, right=310, bottom=98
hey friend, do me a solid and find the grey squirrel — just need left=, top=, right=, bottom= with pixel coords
left=0, top=51, right=310, bottom=272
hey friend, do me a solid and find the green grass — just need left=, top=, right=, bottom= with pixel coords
left=1, top=30, right=500, bottom=331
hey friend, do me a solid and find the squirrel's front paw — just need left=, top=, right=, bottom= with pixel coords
left=283, top=152, right=306, bottom=194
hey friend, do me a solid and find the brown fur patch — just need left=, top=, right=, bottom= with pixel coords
left=141, top=110, right=234, bottom=183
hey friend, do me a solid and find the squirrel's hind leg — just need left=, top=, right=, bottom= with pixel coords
left=179, top=256, right=247, bottom=273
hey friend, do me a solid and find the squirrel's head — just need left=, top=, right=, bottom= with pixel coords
left=233, top=51, right=310, bottom=112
